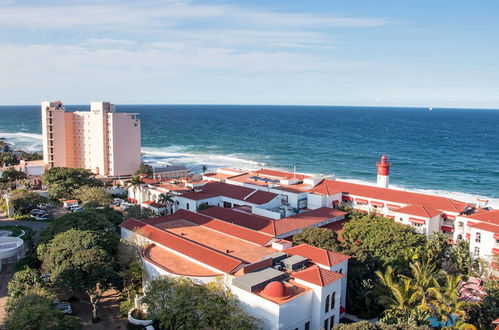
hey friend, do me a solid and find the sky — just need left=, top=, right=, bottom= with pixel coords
left=1, top=0, right=498, bottom=108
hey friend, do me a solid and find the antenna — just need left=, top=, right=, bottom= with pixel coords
left=293, top=165, right=296, bottom=178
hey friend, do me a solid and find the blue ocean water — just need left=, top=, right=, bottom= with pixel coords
left=0, top=105, right=498, bottom=203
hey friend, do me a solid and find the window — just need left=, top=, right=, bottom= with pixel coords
left=325, top=294, right=330, bottom=312
left=324, top=319, right=329, bottom=330
left=331, top=292, right=336, bottom=309
left=186, top=203, right=190, bottom=210
left=305, top=322, right=310, bottom=330
left=474, top=247, right=480, bottom=256
left=458, top=221, right=464, bottom=227
left=330, top=315, right=335, bottom=329
left=475, top=233, right=481, bottom=243
left=338, top=269, right=342, bottom=274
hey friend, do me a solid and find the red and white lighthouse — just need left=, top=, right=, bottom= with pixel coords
left=376, top=154, right=391, bottom=188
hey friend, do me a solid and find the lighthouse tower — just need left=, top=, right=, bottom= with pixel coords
left=376, top=154, right=391, bottom=188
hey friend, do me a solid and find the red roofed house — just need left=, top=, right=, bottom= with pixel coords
left=120, top=210, right=349, bottom=330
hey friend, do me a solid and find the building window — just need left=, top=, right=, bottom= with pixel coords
left=338, top=269, right=342, bottom=274
left=331, top=292, right=336, bottom=309
left=324, top=318, right=329, bottom=330
left=325, top=294, right=330, bottom=313
left=330, top=315, right=335, bottom=329
left=458, top=221, right=464, bottom=227
left=186, top=203, right=190, bottom=210
left=305, top=322, right=310, bottom=330
left=475, top=233, right=481, bottom=243
left=474, top=247, right=480, bottom=256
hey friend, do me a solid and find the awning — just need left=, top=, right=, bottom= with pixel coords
left=494, top=233, right=499, bottom=240
left=409, top=217, right=426, bottom=224
left=387, top=204, right=401, bottom=209
left=492, top=248, right=499, bottom=255
left=371, top=201, right=385, bottom=207
left=342, top=196, right=353, bottom=202
left=441, top=225, right=454, bottom=233
left=445, top=214, right=456, bottom=220
left=355, top=198, right=368, bottom=205
left=466, top=233, right=471, bottom=239
left=340, top=306, right=346, bottom=314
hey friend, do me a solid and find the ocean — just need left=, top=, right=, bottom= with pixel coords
left=0, top=105, right=498, bottom=207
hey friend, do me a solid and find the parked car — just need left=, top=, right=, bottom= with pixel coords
left=54, top=301, right=72, bottom=314
left=70, top=206, right=83, bottom=212
left=37, top=203, right=51, bottom=210
left=120, top=203, right=131, bottom=210
left=35, top=214, right=53, bottom=221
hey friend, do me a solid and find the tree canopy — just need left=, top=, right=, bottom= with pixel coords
left=293, top=227, right=340, bottom=251
left=75, top=185, right=112, bottom=207
left=1, top=167, right=27, bottom=182
left=142, top=276, right=260, bottom=330
left=38, top=229, right=119, bottom=320
left=134, top=162, right=153, bottom=176
left=8, top=189, right=48, bottom=215
left=42, top=167, right=101, bottom=200
left=5, top=293, right=82, bottom=330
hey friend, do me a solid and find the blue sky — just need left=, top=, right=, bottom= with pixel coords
left=1, top=0, right=498, bottom=107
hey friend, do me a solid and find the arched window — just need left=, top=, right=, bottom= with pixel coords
left=331, top=292, right=336, bottom=309
left=324, top=294, right=330, bottom=313
left=457, top=234, right=463, bottom=240
left=338, top=268, right=342, bottom=274
left=475, top=232, right=481, bottom=243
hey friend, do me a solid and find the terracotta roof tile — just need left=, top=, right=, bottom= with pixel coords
left=293, top=265, right=343, bottom=286
left=201, top=181, right=278, bottom=205
left=466, top=209, right=499, bottom=226
left=395, top=204, right=442, bottom=218
left=284, top=243, right=350, bottom=267
left=467, top=221, right=499, bottom=233
left=311, top=179, right=469, bottom=213
left=120, top=218, right=243, bottom=273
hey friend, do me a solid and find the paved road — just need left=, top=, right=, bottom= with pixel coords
left=0, top=216, right=50, bottom=244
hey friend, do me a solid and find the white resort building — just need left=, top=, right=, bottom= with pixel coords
left=120, top=210, right=350, bottom=330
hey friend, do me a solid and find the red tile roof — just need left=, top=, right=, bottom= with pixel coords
left=200, top=207, right=346, bottom=237
left=119, top=218, right=243, bottom=273
left=147, top=210, right=274, bottom=246
left=202, top=181, right=278, bottom=205
left=284, top=243, right=350, bottom=267
left=255, top=168, right=310, bottom=180
left=395, top=204, right=442, bottom=218
left=466, top=209, right=499, bottom=226
left=178, top=191, right=216, bottom=201
left=311, top=179, right=468, bottom=214
left=200, top=207, right=278, bottom=236
left=143, top=201, right=164, bottom=208
left=292, top=265, right=343, bottom=287
left=468, top=221, right=499, bottom=234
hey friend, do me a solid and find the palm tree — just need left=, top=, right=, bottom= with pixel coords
left=407, top=261, right=445, bottom=308
left=429, top=275, right=472, bottom=328
left=158, top=193, right=174, bottom=215
left=126, top=175, right=144, bottom=203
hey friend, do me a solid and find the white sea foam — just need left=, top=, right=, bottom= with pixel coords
left=0, top=131, right=43, bottom=152
left=141, top=146, right=265, bottom=171
left=1, top=131, right=495, bottom=208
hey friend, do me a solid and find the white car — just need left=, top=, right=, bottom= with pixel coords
left=35, top=214, right=52, bottom=221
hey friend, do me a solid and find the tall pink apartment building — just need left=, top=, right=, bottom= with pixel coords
left=41, top=100, right=141, bottom=177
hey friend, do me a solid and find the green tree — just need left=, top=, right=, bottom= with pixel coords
left=126, top=175, right=144, bottom=198
left=429, top=275, right=471, bottom=328
left=75, top=185, right=112, bottom=207
left=8, top=189, right=48, bottom=215
left=134, top=163, right=153, bottom=176
left=142, top=276, right=260, bottom=330
left=0, top=152, right=17, bottom=167
left=332, top=321, right=428, bottom=329
left=444, top=240, right=477, bottom=276
left=293, top=227, right=341, bottom=251
left=1, top=167, right=27, bottom=182
left=39, top=208, right=121, bottom=246
left=158, top=192, right=173, bottom=214
left=7, top=266, right=42, bottom=304
left=125, top=204, right=156, bottom=220
left=424, top=232, right=452, bottom=268
left=38, top=229, right=119, bottom=321
left=42, top=167, right=101, bottom=200
left=5, top=293, right=82, bottom=330
left=466, top=280, right=499, bottom=330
